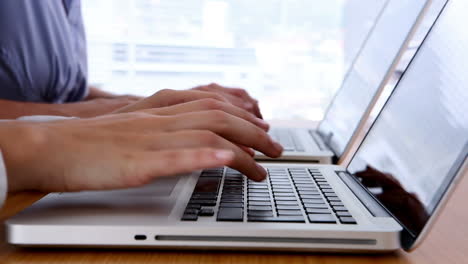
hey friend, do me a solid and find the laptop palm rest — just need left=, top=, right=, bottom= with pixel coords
left=11, top=176, right=184, bottom=225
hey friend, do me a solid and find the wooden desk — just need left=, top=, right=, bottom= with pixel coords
left=1, top=174, right=467, bottom=263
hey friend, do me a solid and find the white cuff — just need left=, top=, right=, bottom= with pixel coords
left=0, top=149, right=7, bottom=209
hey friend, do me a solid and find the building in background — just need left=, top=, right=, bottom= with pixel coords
left=82, top=0, right=361, bottom=120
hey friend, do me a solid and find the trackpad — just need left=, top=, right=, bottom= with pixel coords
left=23, top=175, right=189, bottom=225
left=102, top=175, right=181, bottom=197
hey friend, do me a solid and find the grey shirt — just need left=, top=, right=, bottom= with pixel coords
left=0, top=0, right=88, bottom=103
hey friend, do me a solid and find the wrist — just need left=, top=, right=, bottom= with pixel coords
left=0, top=122, right=48, bottom=192
left=60, top=98, right=135, bottom=117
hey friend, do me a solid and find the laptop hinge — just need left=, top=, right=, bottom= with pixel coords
left=336, top=171, right=390, bottom=217
left=308, top=130, right=328, bottom=151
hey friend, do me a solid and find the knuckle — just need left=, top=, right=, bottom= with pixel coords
left=209, top=110, right=230, bottom=123
left=208, top=82, right=220, bottom=88
left=202, top=98, right=224, bottom=110
left=210, top=93, right=226, bottom=102
left=155, top=88, right=174, bottom=97
left=196, top=130, right=221, bottom=146
left=230, top=88, right=248, bottom=97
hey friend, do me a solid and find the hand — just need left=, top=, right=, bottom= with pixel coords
left=192, top=83, right=263, bottom=118
left=114, top=89, right=269, bottom=131
left=137, top=98, right=269, bottom=131
left=114, top=84, right=263, bottom=118
left=0, top=112, right=282, bottom=193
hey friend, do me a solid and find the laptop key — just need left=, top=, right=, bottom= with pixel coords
left=302, top=198, right=325, bottom=204
left=248, top=205, right=272, bottom=211
left=333, top=206, right=347, bottom=211
left=199, top=208, right=215, bottom=216
left=336, top=211, right=352, bottom=217
left=186, top=204, right=201, bottom=209
left=217, top=208, right=243, bottom=221
left=248, top=210, right=274, bottom=217
left=272, top=189, right=295, bottom=193
left=275, top=197, right=297, bottom=201
left=222, top=194, right=243, bottom=199
left=308, top=214, right=336, bottom=223
left=340, top=216, right=357, bottom=224
left=192, top=200, right=217, bottom=206
left=248, top=186, right=269, bottom=190
left=276, top=205, right=301, bottom=210
left=277, top=210, right=303, bottom=216
left=276, top=201, right=299, bottom=206
left=273, top=192, right=295, bottom=197
left=248, top=197, right=270, bottom=202
left=298, top=191, right=320, bottom=195
left=303, top=204, right=328, bottom=209
left=184, top=209, right=200, bottom=215
left=220, top=202, right=243, bottom=208
left=248, top=216, right=305, bottom=223
left=249, top=193, right=270, bottom=197
left=181, top=214, right=198, bottom=221
left=301, top=195, right=323, bottom=199
left=221, top=198, right=243, bottom=203
left=305, top=208, right=331, bottom=214
left=249, top=201, right=271, bottom=206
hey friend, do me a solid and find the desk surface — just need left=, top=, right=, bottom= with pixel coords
left=0, top=173, right=467, bottom=263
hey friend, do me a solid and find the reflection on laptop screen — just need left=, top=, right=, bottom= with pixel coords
left=347, top=0, right=468, bottom=238
left=317, top=0, right=430, bottom=158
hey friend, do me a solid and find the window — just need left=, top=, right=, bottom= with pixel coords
left=82, top=0, right=375, bottom=120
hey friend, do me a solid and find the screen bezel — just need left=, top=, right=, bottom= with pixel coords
left=342, top=0, right=468, bottom=250
left=317, top=0, right=432, bottom=162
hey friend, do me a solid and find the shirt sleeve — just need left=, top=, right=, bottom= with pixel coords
left=0, top=115, right=77, bottom=208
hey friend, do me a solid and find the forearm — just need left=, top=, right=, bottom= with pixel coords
left=84, top=86, right=118, bottom=100
left=0, top=98, right=133, bottom=119
left=85, top=86, right=143, bottom=101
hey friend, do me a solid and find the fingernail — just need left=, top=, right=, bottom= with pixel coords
left=273, top=141, right=284, bottom=153
left=215, top=150, right=234, bottom=162
left=255, top=163, right=267, bottom=180
left=255, top=118, right=270, bottom=129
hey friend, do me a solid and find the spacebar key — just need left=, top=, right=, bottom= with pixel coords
left=248, top=216, right=305, bottom=223
left=217, top=208, right=243, bottom=221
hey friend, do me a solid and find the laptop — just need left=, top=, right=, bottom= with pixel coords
left=258, top=0, right=432, bottom=164
left=7, top=0, right=467, bottom=252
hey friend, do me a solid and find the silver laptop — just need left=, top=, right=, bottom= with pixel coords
left=7, top=0, right=467, bottom=252
left=258, top=0, right=432, bottom=164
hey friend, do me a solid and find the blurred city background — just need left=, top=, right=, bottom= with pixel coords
left=82, top=0, right=384, bottom=120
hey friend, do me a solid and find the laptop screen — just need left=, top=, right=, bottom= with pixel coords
left=347, top=0, right=467, bottom=241
left=317, top=0, right=431, bottom=158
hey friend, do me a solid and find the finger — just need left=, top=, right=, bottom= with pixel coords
left=133, top=130, right=267, bottom=181
left=122, top=148, right=237, bottom=188
left=115, top=89, right=231, bottom=114
left=164, top=111, right=282, bottom=157
left=193, top=84, right=263, bottom=118
left=142, top=99, right=269, bottom=131
left=238, top=145, right=255, bottom=157
left=164, top=89, right=230, bottom=106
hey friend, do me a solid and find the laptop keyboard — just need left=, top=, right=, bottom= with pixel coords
left=270, top=129, right=305, bottom=152
left=182, top=167, right=356, bottom=225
